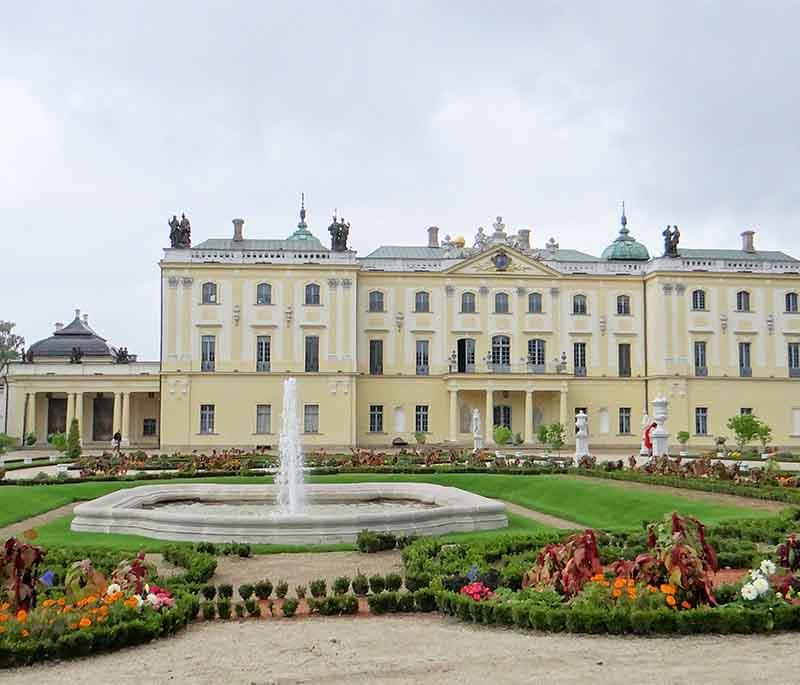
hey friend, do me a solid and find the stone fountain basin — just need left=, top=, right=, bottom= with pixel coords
left=70, top=483, right=508, bottom=544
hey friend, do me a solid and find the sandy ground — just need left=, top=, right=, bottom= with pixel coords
left=502, top=501, right=580, bottom=528
left=2, top=614, right=798, bottom=684
left=0, top=504, right=76, bottom=540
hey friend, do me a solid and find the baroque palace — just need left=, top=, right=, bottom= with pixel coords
left=5, top=202, right=800, bottom=452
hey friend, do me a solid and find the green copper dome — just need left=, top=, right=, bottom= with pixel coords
left=601, top=209, right=650, bottom=261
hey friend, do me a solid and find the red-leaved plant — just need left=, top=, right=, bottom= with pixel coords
left=1, top=537, right=45, bottom=610
left=522, top=530, right=601, bottom=597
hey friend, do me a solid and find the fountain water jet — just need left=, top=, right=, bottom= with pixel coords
left=276, top=377, right=305, bottom=515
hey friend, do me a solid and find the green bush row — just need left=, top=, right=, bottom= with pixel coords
left=367, top=588, right=437, bottom=614
left=435, top=591, right=800, bottom=635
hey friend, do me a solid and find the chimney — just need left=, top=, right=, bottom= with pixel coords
left=54, top=322, right=63, bottom=332
left=741, top=230, right=755, bottom=253
left=427, top=226, right=439, bottom=248
left=83, top=313, right=89, bottom=325
left=517, top=229, right=531, bottom=250
left=232, top=218, right=244, bottom=242
left=74, top=308, right=81, bottom=320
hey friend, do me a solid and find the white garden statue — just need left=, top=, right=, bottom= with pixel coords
left=574, top=411, right=589, bottom=460
left=472, top=408, right=483, bottom=451
left=650, top=396, right=670, bottom=457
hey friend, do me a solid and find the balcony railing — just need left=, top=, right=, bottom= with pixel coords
left=416, top=365, right=430, bottom=376
left=740, top=367, right=752, bottom=378
left=201, top=360, right=215, bottom=372
left=695, top=366, right=708, bottom=377
left=256, top=361, right=270, bottom=372
left=791, top=367, right=800, bottom=378
left=448, top=359, right=569, bottom=375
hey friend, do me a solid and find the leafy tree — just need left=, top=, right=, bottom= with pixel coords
left=546, top=423, right=566, bottom=454
left=756, top=422, right=773, bottom=452
left=726, top=414, right=762, bottom=452
left=0, top=321, right=25, bottom=364
left=493, top=425, right=512, bottom=445
left=66, top=418, right=81, bottom=459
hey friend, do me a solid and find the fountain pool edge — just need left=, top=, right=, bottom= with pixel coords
left=70, top=483, right=508, bottom=544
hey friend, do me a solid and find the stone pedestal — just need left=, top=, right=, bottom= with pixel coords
left=574, top=411, right=589, bottom=460
left=650, top=396, right=670, bottom=457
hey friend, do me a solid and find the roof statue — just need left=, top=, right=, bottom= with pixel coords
left=168, top=213, right=192, bottom=248
left=328, top=213, right=350, bottom=252
left=662, top=225, right=680, bottom=258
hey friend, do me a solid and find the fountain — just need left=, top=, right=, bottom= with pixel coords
left=71, top=378, right=507, bottom=543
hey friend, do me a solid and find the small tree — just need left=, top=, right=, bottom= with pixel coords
left=413, top=431, right=426, bottom=445
left=66, top=418, right=81, bottom=459
left=546, top=423, right=566, bottom=455
left=536, top=424, right=550, bottom=449
left=677, top=430, right=690, bottom=453
left=726, top=414, right=761, bottom=452
left=756, top=422, right=773, bottom=453
left=493, top=425, right=512, bottom=445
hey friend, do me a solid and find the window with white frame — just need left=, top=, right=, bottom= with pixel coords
left=618, top=343, right=631, bottom=377
left=616, top=295, right=631, bottom=315
left=256, top=335, right=271, bottom=372
left=740, top=407, right=753, bottom=416
left=789, top=343, right=800, bottom=377
left=573, top=294, right=587, bottom=315
left=414, top=291, right=430, bottom=312
left=200, top=404, right=215, bottom=433
left=491, top=335, right=511, bottom=370
left=494, top=292, right=509, bottom=313
left=415, top=405, right=429, bottom=433
left=303, top=404, right=319, bottom=433
left=695, top=407, right=708, bottom=435
left=527, top=338, right=546, bottom=370
left=256, top=282, right=272, bottom=305
left=305, top=283, right=321, bottom=305
left=738, top=341, right=752, bottom=376
left=736, top=290, right=751, bottom=312
left=255, top=404, right=271, bottom=434
left=369, top=404, right=384, bottom=433
left=618, top=407, right=631, bottom=434
left=573, top=342, right=587, bottom=375
left=415, top=340, right=429, bottom=375
left=368, top=291, right=384, bottom=312
left=528, top=292, right=543, bottom=313
left=201, top=282, right=217, bottom=304
left=461, top=292, right=476, bottom=313
left=369, top=340, right=383, bottom=375
left=305, top=336, right=319, bottom=372
left=143, top=418, right=157, bottom=436
left=786, top=292, right=799, bottom=313
left=694, top=341, right=707, bottom=375
left=201, top=335, right=216, bottom=372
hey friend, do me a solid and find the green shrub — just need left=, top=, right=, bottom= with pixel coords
left=309, top=579, right=327, bottom=598
left=357, top=530, right=397, bottom=553
left=367, top=591, right=399, bottom=614
left=238, top=584, right=254, bottom=601
left=201, top=600, right=216, bottom=620
left=217, top=584, right=233, bottom=599
left=385, top=573, right=403, bottom=592
left=237, top=543, right=251, bottom=558
left=397, top=592, right=415, bottom=612
left=282, top=597, right=299, bottom=617
left=404, top=573, right=431, bottom=592
left=413, top=588, right=437, bottom=612
left=48, top=432, right=67, bottom=453
left=235, top=602, right=246, bottom=618
left=294, top=584, right=307, bottom=599
left=201, top=584, right=217, bottom=601
left=352, top=574, right=369, bottom=596
left=317, top=596, right=344, bottom=616
left=195, top=542, right=217, bottom=555
left=368, top=574, right=385, bottom=594
left=333, top=576, right=351, bottom=595
left=340, top=594, right=359, bottom=615
left=254, top=580, right=273, bottom=600
left=493, top=425, right=513, bottom=445
left=216, top=599, right=232, bottom=619
left=275, top=580, right=289, bottom=599
left=25, top=432, right=36, bottom=446
left=66, top=418, right=81, bottom=459
left=245, top=598, right=261, bottom=617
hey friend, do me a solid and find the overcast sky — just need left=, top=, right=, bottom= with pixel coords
left=3, top=1, right=799, bottom=359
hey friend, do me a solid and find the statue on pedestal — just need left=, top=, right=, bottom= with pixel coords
left=472, top=408, right=483, bottom=452
left=328, top=214, right=350, bottom=252
left=574, top=411, right=589, bottom=460
left=662, top=225, right=680, bottom=257
left=169, top=213, right=192, bottom=248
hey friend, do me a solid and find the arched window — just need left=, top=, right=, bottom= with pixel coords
left=528, top=292, right=543, bottom=313
left=616, top=294, right=631, bottom=316
left=736, top=290, right=750, bottom=312
left=692, top=289, right=706, bottom=311
left=256, top=282, right=272, bottom=305
left=573, top=294, right=587, bottom=315
left=494, top=292, right=509, bottom=314
left=461, top=292, right=476, bottom=313
left=786, top=292, right=799, bottom=313
left=527, top=338, right=546, bottom=371
left=305, top=283, right=321, bottom=305
left=368, top=291, right=384, bottom=312
left=491, top=335, right=511, bottom=371
left=201, top=282, right=217, bottom=304
left=414, top=291, right=430, bottom=313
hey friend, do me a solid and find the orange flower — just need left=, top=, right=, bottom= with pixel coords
left=21, top=629, right=29, bottom=638
left=69, top=622, right=78, bottom=630
left=681, top=601, right=691, bottom=609
left=591, top=573, right=605, bottom=582
left=0, top=602, right=8, bottom=611
left=15, top=609, right=27, bottom=623
left=42, top=599, right=55, bottom=608
left=0, top=614, right=8, bottom=623
left=0, top=626, right=5, bottom=634
left=666, top=595, right=677, bottom=607
left=647, top=585, right=657, bottom=593
left=57, top=598, right=66, bottom=606
left=79, top=617, right=92, bottom=628
left=613, top=577, right=626, bottom=589
left=124, top=597, right=139, bottom=609
left=97, top=615, right=107, bottom=624
left=627, top=589, right=636, bottom=599
left=611, top=589, right=622, bottom=598
left=660, top=584, right=676, bottom=595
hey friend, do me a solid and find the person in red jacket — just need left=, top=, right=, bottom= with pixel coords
left=643, top=422, right=657, bottom=455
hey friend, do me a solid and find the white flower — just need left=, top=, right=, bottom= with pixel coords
left=760, top=560, right=777, bottom=576
left=134, top=594, right=144, bottom=607
left=106, top=583, right=121, bottom=595
left=750, top=569, right=762, bottom=581
left=752, top=576, right=769, bottom=596
left=146, top=593, right=159, bottom=607
left=741, top=583, right=758, bottom=601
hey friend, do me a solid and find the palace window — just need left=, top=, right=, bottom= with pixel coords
left=369, top=340, right=383, bottom=375
left=415, top=405, right=429, bottom=433
left=618, top=407, right=632, bottom=435
left=255, top=404, right=272, bottom=434
left=695, top=407, right=708, bottom=435
left=527, top=338, right=546, bottom=372
left=369, top=405, right=384, bottom=433
left=494, top=292, right=509, bottom=314
left=303, top=404, right=319, bottom=433
left=736, top=290, right=751, bottom=312
left=200, top=404, right=215, bottom=434
left=305, top=283, right=321, bottom=305
left=694, top=341, right=707, bottom=376
left=491, top=335, right=511, bottom=371
left=740, top=407, right=753, bottom=416
left=201, top=335, right=216, bottom=372
left=368, top=291, right=384, bottom=312
left=738, top=341, right=752, bottom=376
left=201, top=282, right=217, bottom=304
left=528, top=292, right=543, bottom=314
left=256, top=282, right=272, bottom=305
left=618, top=343, right=631, bottom=377
left=573, top=294, right=587, bottom=315
left=616, top=295, right=631, bottom=316
left=142, top=418, right=157, bottom=436
left=305, top=336, right=319, bottom=372
left=461, top=292, right=476, bottom=313
left=256, top=335, right=271, bottom=372
left=414, top=291, right=430, bottom=313
left=415, top=340, right=429, bottom=375
left=692, top=289, right=706, bottom=311
left=789, top=342, right=800, bottom=377
left=786, top=292, right=799, bottom=313
left=573, top=342, right=587, bottom=376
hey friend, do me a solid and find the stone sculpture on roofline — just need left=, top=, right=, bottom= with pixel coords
left=328, top=214, right=350, bottom=252
left=168, top=213, right=192, bottom=249
left=662, top=225, right=680, bottom=257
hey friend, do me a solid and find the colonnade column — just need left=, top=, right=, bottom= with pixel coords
left=26, top=392, right=37, bottom=440
left=121, top=392, right=131, bottom=446
left=559, top=388, right=568, bottom=430
left=484, top=389, right=493, bottom=445
left=113, top=392, right=122, bottom=436
left=524, top=390, right=534, bottom=444
left=74, top=392, right=84, bottom=444
left=448, top=389, right=458, bottom=442
left=65, top=393, right=75, bottom=432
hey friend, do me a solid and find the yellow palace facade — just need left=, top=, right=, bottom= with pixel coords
left=6, top=205, right=800, bottom=452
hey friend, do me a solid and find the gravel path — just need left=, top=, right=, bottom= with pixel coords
left=2, top=615, right=797, bottom=684
left=501, top=501, right=580, bottom=528
left=0, top=504, right=76, bottom=539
